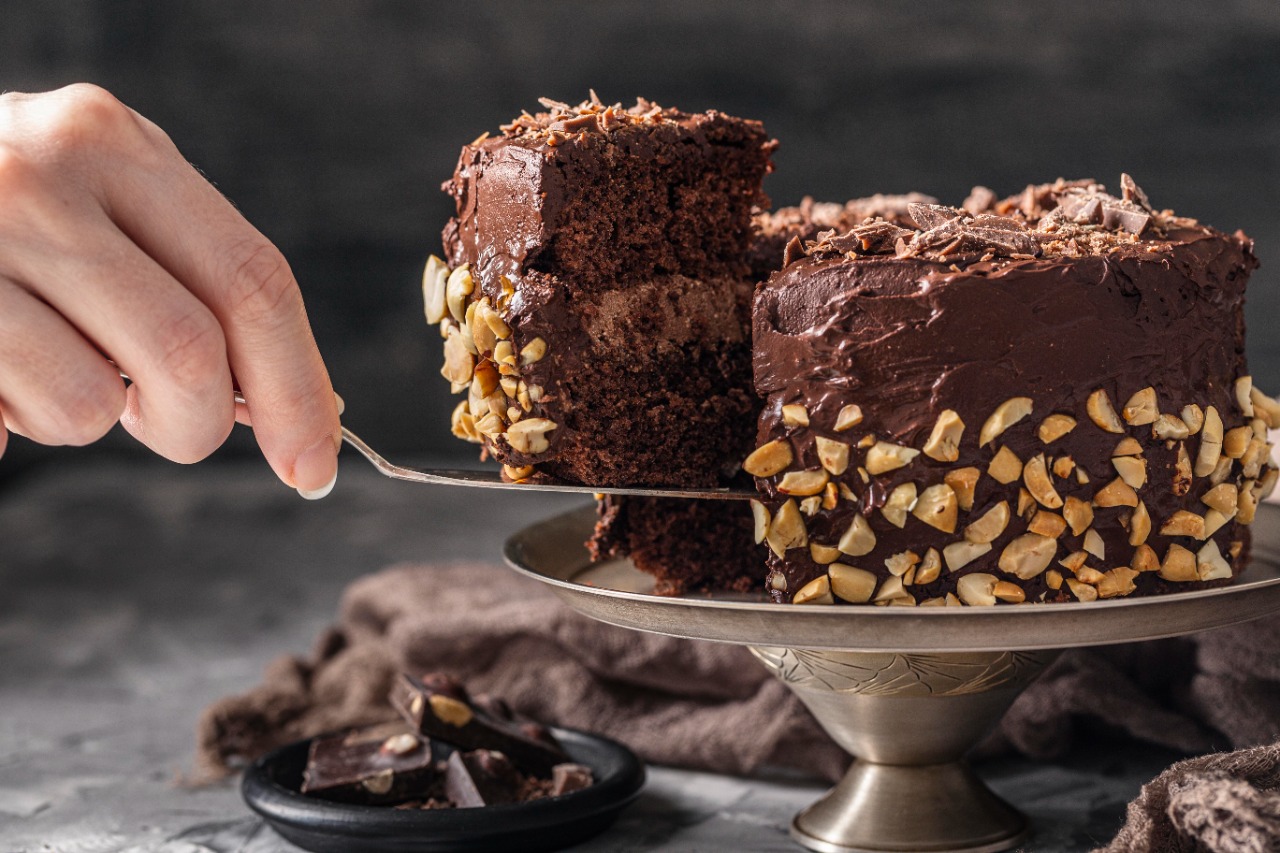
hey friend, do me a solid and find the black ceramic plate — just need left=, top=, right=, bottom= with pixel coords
left=241, top=727, right=646, bottom=853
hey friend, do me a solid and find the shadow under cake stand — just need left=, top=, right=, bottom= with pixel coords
left=504, top=504, right=1280, bottom=853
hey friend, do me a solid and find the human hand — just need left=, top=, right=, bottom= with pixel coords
left=0, top=84, right=340, bottom=498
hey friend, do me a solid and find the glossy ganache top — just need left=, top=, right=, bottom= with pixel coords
left=755, top=177, right=1256, bottom=449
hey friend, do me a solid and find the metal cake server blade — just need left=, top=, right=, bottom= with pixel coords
left=116, top=370, right=753, bottom=500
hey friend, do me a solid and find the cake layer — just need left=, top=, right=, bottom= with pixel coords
left=749, top=177, right=1274, bottom=606
left=433, top=96, right=774, bottom=486
left=589, top=496, right=762, bottom=596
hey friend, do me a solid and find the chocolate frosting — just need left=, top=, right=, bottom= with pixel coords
left=753, top=177, right=1262, bottom=604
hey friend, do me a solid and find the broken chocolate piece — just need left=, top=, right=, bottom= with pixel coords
left=301, top=724, right=436, bottom=805
left=550, top=763, right=595, bottom=797
left=444, top=749, right=522, bottom=808
left=390, top=673, right=569, bottom=775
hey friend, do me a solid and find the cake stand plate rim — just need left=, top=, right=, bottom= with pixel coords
left=503, top=503, right=1280, bottom=653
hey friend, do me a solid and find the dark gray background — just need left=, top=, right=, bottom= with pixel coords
left=2, top=0, right=1278, bottom=482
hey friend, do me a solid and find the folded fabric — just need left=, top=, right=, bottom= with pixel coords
left=198, top=561, right=1280, bottom=849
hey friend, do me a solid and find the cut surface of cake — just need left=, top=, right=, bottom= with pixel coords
left=750, top=176, right=1275, bottom=606
left=428, top=95, right=775, bottom=487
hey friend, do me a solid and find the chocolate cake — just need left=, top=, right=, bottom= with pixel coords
left=426, top=95, right=775, bottom=486
left=750, top=176, right=1276, bottom=606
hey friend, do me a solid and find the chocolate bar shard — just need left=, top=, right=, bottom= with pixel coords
left=444, top=749, right=522, bottom=808
left=550, top=763, right=595, bottom=797
left=390, top=673, right=569, bottom=775
left=301, top=724, right=436, bottom=805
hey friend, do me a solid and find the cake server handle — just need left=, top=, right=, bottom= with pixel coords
left=116, top=370, right=753, bottom=501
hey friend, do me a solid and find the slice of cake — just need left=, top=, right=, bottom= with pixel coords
left=426, top=95, right=775, bottom=486
left=750, top=176, right=1276, bottom=606
left=587, top=193, right=933, bottom=595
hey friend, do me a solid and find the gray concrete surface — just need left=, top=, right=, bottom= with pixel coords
left=0, top=459, right=1185, bottom=851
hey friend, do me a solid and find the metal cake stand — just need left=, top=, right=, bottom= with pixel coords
left=504, top=503, right=1280, bottom=853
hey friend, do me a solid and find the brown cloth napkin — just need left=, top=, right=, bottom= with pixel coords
left=198, top=561, right=1280, bottom=850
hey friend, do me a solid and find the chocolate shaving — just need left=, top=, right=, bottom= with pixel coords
left=907, top=202, right=965, bottom=230
left=782, top=235, right=805, bottom=268
left=1121, top=173, right=1153, bottom=211
left=962, top=186, right=998, bottom=215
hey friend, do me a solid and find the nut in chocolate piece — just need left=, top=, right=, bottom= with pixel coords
left=430, top=694, right=475, bottom=728
left=965, top=501, right=1010, bottom=544
left=882, top=482, right=918, bottom=528
left=912, top=484, right=958, bottom=533
left=1038, top=414, right=1077, bottom=444
left=1122, top=387, right=1158, bottom=426
left=1203, top=508, right=1234, bottom=537
left=799, top=496, right=822, bottom=516
left=884, top=550, right=921, bottom=578
left=1173, top=442, right=1194, bottom=495
left=441, top=326, right=477, bottom=388
left=833, top=404, right=864, bottom=432
left=1236, top=376, right=1255, bottom=417
left=1197, top=539, right=1233, bottom=581
left=1063, top=496, right=1094, bottom=536
left=943, top=540, right=992, bottom=572
left=1028, top=510, right=1067, bottom=539
left=749, top=500, right=770, bottom=544
left=1208, top=455, right=1235, bottom=487
left=916, top=548, right=943, bottom=585
left=381, top=733, right=421, bottom=756
left=988, top=446, right=1024, bottom=485
left=1129, top=500, right=1152, bottom=546
left=828, top=564, right=877, bottom=603
left=1133, top=543, right=1160, bottom=572
left=998, top=533, right=1057, bottom=579
left=451, top=401, right=481, bottom=444
left=1251, top=388, right=1280, bottom=428
left=923, top=409, right=965, bottom=462
left=1083, top=529, right=1106, bottom=560
left=1046, top=569, right=1064, bottom=590
left=445, top=265, right=475, bottom=323
left=1238, top=482, right=1260, bottom=525
left=1066, top=579, right=1099, bottom=602
left=1159, top=543, right=1199, bottom=582
left=1087, top=389, right=1125, bottom=433
left=792, top=575, right=834, bottom=605
left=1201, top=483, right=1239, bottom=515
left=1193, top=406, right=1224, bottom=477
left=865, top=441, right=920, bottom=475
left=778, top=469, right=829, bottom=496
left=1112, top=455, right=1148, bottom=489
left=1052, top=456, right=1076, bottom=479
left=744, top=440, right=794, bottom=477
left=422, top=255, right=449, bottom=325
left=810, top=542, right=841, bottom=564
left=872, top=575, right=916, bottom=606
left=1153, top=414, right=1190, bottom=441
left=1113, top=437, right=1143, bottom=457
left=1023, top=454, right=1064, bottom=508
left=493, top=340, right=517, bottom=369
left=781, top=404, right=810, bottom=427
left=957, top=573, right=999, bottom=606
left=1223, top=426, right=1252, bottom=460
left=520, top=337, right=548, bottom=366
left=837, top=513, right=876, bottom=557
left=503, top=464, right=535, bottom=481
left=505, top=417, right=557, bottom=454
left=1059, top=550, right=1088, bottom=573
left=1182, top=404, right=1206, bottom=435
left=816, top=437, right=850, bottom=476
left=766, top=499, right=808, bottom=556
left=992, top=580, right=1026, bottom=603
left=944, top=467, right=980, bottom=511
left=979, top=397, right=1033, bottom=447
left=1094, top=477, right=1139, bottom=508
left=1160, top=510, right=1207, bottom=539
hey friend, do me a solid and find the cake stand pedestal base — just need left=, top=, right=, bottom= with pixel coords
left=751, top=648, right=1055, bottom=853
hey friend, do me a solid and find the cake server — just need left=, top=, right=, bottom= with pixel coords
left=116, top=370, right=754, bottom=500
left=334, top=418, right=757, bottom=500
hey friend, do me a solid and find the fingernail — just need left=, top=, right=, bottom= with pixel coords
left=334, top=392, right=345, bottom=416
left=295, top=436, right=339, bottom=500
